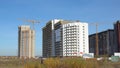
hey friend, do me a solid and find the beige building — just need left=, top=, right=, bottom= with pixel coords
left=18, top=25, right=35, bottom=59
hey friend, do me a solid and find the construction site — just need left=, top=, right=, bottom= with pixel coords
left=18, top=19, right=40, bottom=59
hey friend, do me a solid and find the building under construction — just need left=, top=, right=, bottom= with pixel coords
left=18, top=25, right=35, bottom=59
left=114, top=21, right=120, bottom=52
left=89, top=29, right=116, bottom=56
left=42, top=19, right=89, bottom=57
left=89, top=20, right=120, bottom=56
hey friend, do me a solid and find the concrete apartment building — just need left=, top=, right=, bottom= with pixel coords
left=114, top=21, right=120, bottom=52
left=42, top=19, right=89, bottom=57
left=42, top=20, right=60, bottom=57
left=62, top=21, right=89, bottom=57
left=18, top=25, right=35, bottom=59
left=89, top=21, right=120, bottom=56
left=89, top=29, right=116, bottom=56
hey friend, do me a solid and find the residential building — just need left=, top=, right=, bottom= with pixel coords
left=114, top=21, right=120, bottom=52
left=18, top=25, right=35, bottom=59
left=42, top=19, right=89, bottom=57
left=62, top=21, right=89, bottom=57
left=89, top=29, right=115, bottom=56
left=42, top=19, right=60, bottom=57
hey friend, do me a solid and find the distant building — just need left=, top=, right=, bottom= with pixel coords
left=89, top=29, right=116, bottom=56
left=114, top=21, right=120, bottom=52
left=18, top=25, right=35, bottom=59
left=42, top=19, right=89, bottom=57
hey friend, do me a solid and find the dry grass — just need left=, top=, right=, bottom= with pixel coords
left=24, top=61, right=43, bottom=68
left=0, top=57, right=120, bottom=68
left=43, top=58, right=61, bottom=68
left=43, top=57, right=98, bottom=68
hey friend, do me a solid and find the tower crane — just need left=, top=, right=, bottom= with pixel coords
left=19, top=19, right=40, bottom=30
left=18, top=19, right=40, bottom=59
left=90, top=22, right=115, bottom=57
left=90, top=23, right=99, bottom=57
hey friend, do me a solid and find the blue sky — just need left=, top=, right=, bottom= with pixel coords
left=0, top=0, right=120, bottom=56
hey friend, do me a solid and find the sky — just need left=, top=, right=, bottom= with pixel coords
left=0, top=0, right=120, bottom=56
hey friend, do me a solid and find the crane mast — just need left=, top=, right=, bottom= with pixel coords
left=90, top=23, right=99, bottom=57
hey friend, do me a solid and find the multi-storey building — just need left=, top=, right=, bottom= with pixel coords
left=18, top=25, right=35, bottom=59
left=62, top=21, right=89, bottom=57
left=114, top=21, right=120, bottom=52
left=42, top=19, right=89, bottom=57
left=89, top=29, right=116, bottom=56
left=54, top=21, right=64, bottom=57
left=42, top=19, right=61, bottom=57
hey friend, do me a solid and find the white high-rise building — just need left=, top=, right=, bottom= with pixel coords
left=62, top=22, right=89, bottom=56
left=43, top=20, right=89, bottom=57
left=18, top=25, right=35, bottom=59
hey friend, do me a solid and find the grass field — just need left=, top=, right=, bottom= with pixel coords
left=0, top=57, right=120, bottom=68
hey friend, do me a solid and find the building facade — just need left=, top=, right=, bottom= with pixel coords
left=89, top=29, right=116, bottom=56
left=54, top=21, right=63, bottom=57
left=18, top=25, right=35, bottom=59
left=42, top=19, right=89, bottom=57
left=62, top=22, right=89, bottom=57
left=42, top=19, right=60, bottom=57
left=114, top=21, right=120, bottom=52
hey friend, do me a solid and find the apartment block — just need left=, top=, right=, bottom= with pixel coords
left=18, top=25, right=35, bottom=59
left=114, top=21, right=120, bottom=52
left=62, top=21, right=89, bottom=57
left=42, top=19, right=89, bottom=57
left=42, top=19, right=60, bottom=57
left=89, top=29, right=116, bottom=56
